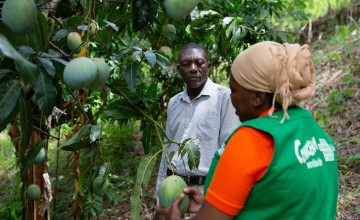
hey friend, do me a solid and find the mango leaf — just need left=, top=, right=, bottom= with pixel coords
left=184, top=142, right=200, bottom=170
left=178, top=138, right=192, bottom=153
left=102, top=109, right=133, bottom=120
left=132, top=50, right=142, bottom=57
left=18, top=94, right=33, bottom=161
left=168, top=151, right=175, bottom=162
left=51, top=28, right=70, bottom=41
left=90, top=125, right=101, bottom=143
left=103, top=20, right=119, bottom=32
left=0, top=21, right=16, bottom=46
left=222, top=17, right=234, bottom=26
left=146, top=82, right=157, bottom=100
left=118, top=48, right=130, bottom=58
left=66, top=16, right=85, bottom=27
left=59, top=124, right=92, bottom=150
left=50, top=57, right=68, bottom=66
left=225, top=19, right=236, bottom=38
left=0, top=80, right=21, bottom=124
left=141, top=122, right=153, bottom=155
left=231, top=21, right=241, bottom=44
left=0, top=34, right=38, bottom=85
left=130, top=154, right=157, bottom=220
left=124, top=62, right=139, bottom=92
left=17, top=11, right=49, bottom=52
left=78, top=163, right=92, bottom=194
left=98, top=162, right=109, bottom=177
left=144, top=50, right=156, bottom=67
left=38, top=57, right=55, bottom=77
left=61, top=139, right=91, bottom=151
left=154, top=53, right=169, bottom=71
left=33, top=68, right=57, bottom=116
left=20, top=139, right=47, bottom=177
left=18, top=46, right=36, bottom=59
left=33, top=11, right=49, bottom=50
left=0, top=69, right=12, bottom=80
left=51, top=59, right=67, bottom=82
left=0, top=98, right=19, bottom=133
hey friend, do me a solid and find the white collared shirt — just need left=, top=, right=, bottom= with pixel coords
left=156, top=78, right=240, bottom=199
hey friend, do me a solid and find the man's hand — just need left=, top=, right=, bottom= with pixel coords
left=156, top=193, right=185, bottom=220
left=184, top=187, right=204, bottom=213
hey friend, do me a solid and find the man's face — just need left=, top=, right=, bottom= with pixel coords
left=177, top=48, right=210, bottom=88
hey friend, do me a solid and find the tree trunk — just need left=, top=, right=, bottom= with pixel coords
left=8, top=123, right=50, bottom=220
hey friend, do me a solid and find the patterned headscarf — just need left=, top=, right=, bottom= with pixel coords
left=231, top=41, right=316, bottom=123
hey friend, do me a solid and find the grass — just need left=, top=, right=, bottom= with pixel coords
left=0, top=133, right=22, bottom=219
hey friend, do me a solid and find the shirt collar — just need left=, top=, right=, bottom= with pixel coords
left=180, top=78, right=213, bottom=101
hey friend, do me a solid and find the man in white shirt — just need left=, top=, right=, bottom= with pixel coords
left=154, top=43, right=240, bottom=219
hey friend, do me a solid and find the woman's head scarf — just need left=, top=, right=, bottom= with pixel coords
left=231, top=41, right=316, bottom=123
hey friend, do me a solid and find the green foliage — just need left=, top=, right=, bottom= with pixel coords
left=18, top=94, right=33, bottom=159
left=0, top=135, right=21, bottom=219
left=4, top=0, right=354, bottom=218
left=130, top=154, right=157, bottom=220
left=0, top=80, right=21, bottom=127
left=49, top=122, right=140, bottom=218
left=0, top=35, right=39, bottom=84
left=183, top=141, right=200, bottom=170
left=20, top=139, right=47, bottom=177
left=58, top=124, right=93, bottom=151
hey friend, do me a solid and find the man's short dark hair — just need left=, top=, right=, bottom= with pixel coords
left=178, top=43, right=209, bottom=62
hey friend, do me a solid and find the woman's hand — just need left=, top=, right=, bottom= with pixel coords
left=184, top=187, right=204, bottom=213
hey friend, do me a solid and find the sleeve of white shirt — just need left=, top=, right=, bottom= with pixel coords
left=155, top=150, right=167, bottom=204
left=219, top=91, right=241, bottom=145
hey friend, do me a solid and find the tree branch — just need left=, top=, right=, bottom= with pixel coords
left=49, top=42, right=71, bottom=60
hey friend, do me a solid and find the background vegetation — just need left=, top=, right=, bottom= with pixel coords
left=0, top=0, right=359, bottom=219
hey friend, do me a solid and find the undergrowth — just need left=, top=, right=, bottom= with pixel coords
left=0, top=134, right=21, bottom=219
left=304, top=19, right=360, bottom=219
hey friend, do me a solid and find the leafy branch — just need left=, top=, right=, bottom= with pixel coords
left=105, top=83, right=182, bottom=146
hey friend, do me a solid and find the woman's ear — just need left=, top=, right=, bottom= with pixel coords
left=253, top=91, right=268, bottom=107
